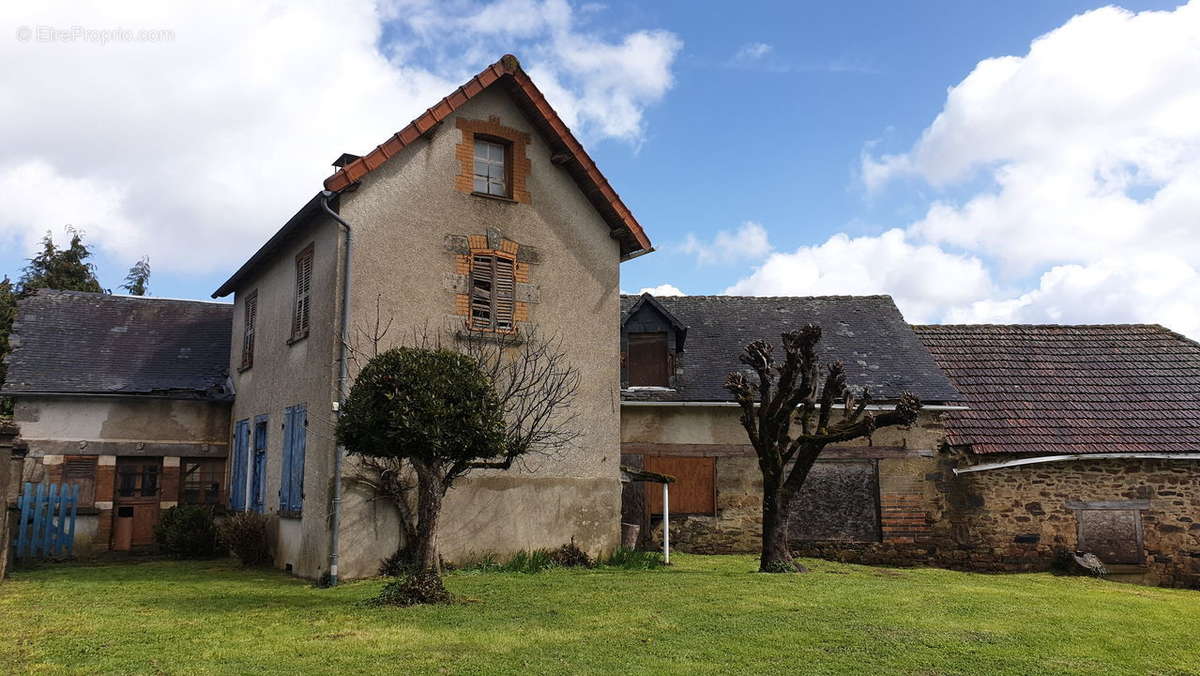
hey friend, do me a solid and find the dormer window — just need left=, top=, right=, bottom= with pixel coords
left=627, top=332, right=670, bottom=387
left=473, top=138, right=509, bottom=197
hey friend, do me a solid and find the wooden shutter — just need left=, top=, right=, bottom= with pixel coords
left=230, top=419, right=250, bottom=510
left=289, top=405, right=307, bottom=513
left=644, top=456, right=715, bottom=515
left=470, top=253, right=494, bottom=329
left=494, top=255, right=515, bottom=331
left=628, top=333, right=670, bottom=386
left=292, top=247, right=313, bottom=339
left=241, top=291, right=257, bottom=369
left=279, top=407, right=293, bottom=511
left=63, top=456, right=98, bottom=506
left=280, top=405, right=307, bottom=515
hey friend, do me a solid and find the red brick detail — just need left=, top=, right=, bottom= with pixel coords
left=160, top=464, right=180, bottom=503
left=321, top=54, right=652, bottom=256
left=880, top=492, right=930, bottom=542
left=455, top=116, right=532, bottom=204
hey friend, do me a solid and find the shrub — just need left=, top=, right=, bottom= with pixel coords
left=379, top=548, right=417, bottom=577
left=217, top=511, right=272, bottom=566
left=367, top=570, right=452, bottom=607
left=548, top=538, right=592, bottom=568
left=155, top=505, right=222, bottom=559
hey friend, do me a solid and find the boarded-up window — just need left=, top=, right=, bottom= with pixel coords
left=628, top=332, right=670, bottom=387
left=1078, top=509, right=1142, bottom=564
left=63, top=456, right=98, bottom=506
left=644, top=456, right=715, bottom=516
left=291, top=245, right=313, bottom=340
left=241, top=290, right=257, bottom=370
left=788, top=461, right=880, bottom=543
left=469, top=252, right=516, bottom=332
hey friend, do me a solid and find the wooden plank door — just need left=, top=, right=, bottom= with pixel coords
left=114, top=458, right=163, bottom=550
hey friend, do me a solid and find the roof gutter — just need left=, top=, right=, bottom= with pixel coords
left=619, top=246, right=655, bottom=263
left=320, top=190, right=352, bottom=587
left=954, top=452, right=1200, bottom=475
left=620, top=400, right=969, bottom=411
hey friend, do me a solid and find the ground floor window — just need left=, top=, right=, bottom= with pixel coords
left=644, top=456, right=716, bottom=516
left=180, top=458, right=226, bottom=506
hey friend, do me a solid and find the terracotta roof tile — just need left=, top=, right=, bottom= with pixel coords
left=323, top=54, right=652, bottom=258
left=913, top=324, right=1200, bottom=455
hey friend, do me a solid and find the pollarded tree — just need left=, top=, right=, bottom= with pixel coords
left=724, top=325, right=922, bottom=573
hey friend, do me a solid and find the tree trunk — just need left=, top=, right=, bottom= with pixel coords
left=412, top=461, right=444, bottom=574
left=760, top=480, right=806, bottom=573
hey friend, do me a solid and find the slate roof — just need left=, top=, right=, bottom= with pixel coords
left=913, top=324, right=1200, bottom=455
left=3, top=290, right=233, bottom=400
left=620, top=295, right=962, bottom=404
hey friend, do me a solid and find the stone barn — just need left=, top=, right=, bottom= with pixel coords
left=914, top=324, right=1200, bottom=587
left=618, top=294, right=967, bottom=554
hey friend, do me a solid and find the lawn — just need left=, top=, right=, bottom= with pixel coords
left=1, top=555, right=1197, bottom=675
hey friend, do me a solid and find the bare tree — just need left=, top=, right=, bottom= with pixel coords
left=724, top=325, right=922, bottom=573
left=337, top=302, right=580, bottom=584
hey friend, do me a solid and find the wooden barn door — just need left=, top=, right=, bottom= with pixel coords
left=644, top=456, right=716, bottom=516
left=113, top=458, right=162, bottom=551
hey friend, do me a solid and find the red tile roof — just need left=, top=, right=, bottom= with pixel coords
left=324, top=54, right=652, bottom=258
left=914, top=324, right=1200, bottom=455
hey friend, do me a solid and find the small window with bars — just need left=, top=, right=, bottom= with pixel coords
left=180, top=458, right=226, bottom=506
left=291, top=245, right=313, bottom=342
left=241, top=290, right=257, bottom=370
left=473, top=138, right=509, bottom=197
left=469, top=252, right=516, bottom=332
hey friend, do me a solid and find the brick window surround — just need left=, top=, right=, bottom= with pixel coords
left=455, top=116, right=531, bottom=204
left=452, top=232, right=532, bottom=332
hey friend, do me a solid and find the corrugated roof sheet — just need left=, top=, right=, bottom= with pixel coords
left=913, top=324, right=1200, bottom=455
left=621, top=295, right=962, bottom=404
left=3, top=290, right=233, bottom=400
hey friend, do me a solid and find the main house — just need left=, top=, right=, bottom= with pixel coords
left=5, top=55, right=1198, bottom=587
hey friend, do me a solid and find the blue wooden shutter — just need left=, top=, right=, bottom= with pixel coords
left=230, top=419, right=250, bottom=510
left=280, top=406, right=293, bottom=511
left=289, top=405, right=307, bottom=513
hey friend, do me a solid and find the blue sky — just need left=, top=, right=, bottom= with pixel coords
left=3, top=1, right=1198, bottom=335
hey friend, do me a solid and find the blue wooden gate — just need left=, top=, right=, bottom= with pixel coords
left=14, top=482, right=80, bottom=559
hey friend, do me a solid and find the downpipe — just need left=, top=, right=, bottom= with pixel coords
left=320, top=190, right=353, bottom=587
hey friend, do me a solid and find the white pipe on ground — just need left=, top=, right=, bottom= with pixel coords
left=662, top=482, right=670, bottom=565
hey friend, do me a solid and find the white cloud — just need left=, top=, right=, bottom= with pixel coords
left=681, top=221, right=771, bottom=265
left=946, top=254, right=1200, bottom=337
left=807, top=1, right=1200, bottom=336
left=732, top=42, right=772, bottom=63
left=637, top=283, right=685, bottom=296
left=725, top=229, right=991, bottom=324
left=0, top=0, right=681, bottom=275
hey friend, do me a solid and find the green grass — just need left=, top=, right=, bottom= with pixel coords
left=1, top=555, right=1198, bottom=675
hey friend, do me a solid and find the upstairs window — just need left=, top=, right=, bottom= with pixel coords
left=291, top=245, right=313, bottom=341
left=241, top=290, right=257, bottom=370
left=473, top=138, right=509, bottom=197
left=627, top=332, right=670, bottom=387
left=469, top=252, right=516, bottom=332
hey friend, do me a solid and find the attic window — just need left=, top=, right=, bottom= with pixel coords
left=240, top=290, right=257, bottom=370
left=628, top=332, right=670, bottom=387
left=291, top=245, right=313, bottom=342
left=473, top=138, right=509, bottom=197
left=469, top=252, right=516, bottom=332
